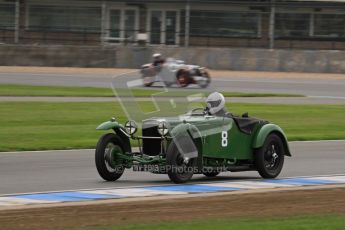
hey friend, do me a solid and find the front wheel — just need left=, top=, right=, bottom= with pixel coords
left=166, top=143, right=196, bottom=183
left=254, top=133, right=285, bottom=178
left=95, top=133, right=125, bottom=181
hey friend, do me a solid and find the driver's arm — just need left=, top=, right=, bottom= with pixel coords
left=225, top=112, right=234, bottom=118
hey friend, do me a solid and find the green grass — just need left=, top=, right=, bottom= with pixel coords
left=0, top=102, right=345, bottom=151
left=226, top=103, right=345, bottom=141
left=0, top=84, right=113, bottom=97
left=0, top=84, right=303, bottom=98
left=87, top=215, right=345, bottom=230
left=0, top=101, right=344, bottom=151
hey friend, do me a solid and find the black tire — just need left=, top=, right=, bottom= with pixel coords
left=166, top=142, right=196, bottom=183
left=177, top=71, right=189, bottom=88
left=254, top=133, right=285, bottom=179
left=203, top=171, right=220, bottom=177
left=95, top=133, right=125, bottom=181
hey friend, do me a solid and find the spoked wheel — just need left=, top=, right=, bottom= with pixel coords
left=177, top=71, right=189, bottom=88
left=197, top=71, right=211, bottom=88
left=255, top=133, right=285, bottom=178
left=95, top=133, right=125, bottom=181
left=166, top=143, right=197, bottom=183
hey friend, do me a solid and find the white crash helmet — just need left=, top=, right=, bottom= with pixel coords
left=152, top=53, right=162, bottom=59
left=206, top=92, right=226, bottom=115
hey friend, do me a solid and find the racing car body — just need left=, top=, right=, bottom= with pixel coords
left=95, top=109, right=291, bottom=183
left=140, top=58, right=211, bottom=88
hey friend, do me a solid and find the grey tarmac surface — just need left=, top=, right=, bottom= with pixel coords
left=1, top=71, right=345, bottom=98
left=0, top=96, right=345, bottom=104
left=0, top=140, right=344, bottom=195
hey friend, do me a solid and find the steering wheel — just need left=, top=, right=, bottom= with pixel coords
left=189, top=108, right=206, bottom=116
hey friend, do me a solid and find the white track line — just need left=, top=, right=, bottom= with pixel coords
left=0, top=149, right=95, bottom=154
left=1, top=174, right=345, bottom=208
left=2, top=174, right=345, bottom=197
left=308, top=95, right=345, bottom=100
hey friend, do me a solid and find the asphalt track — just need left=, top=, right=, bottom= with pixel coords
left=0, top=71, right=345, bottom=98
left=0, top=140, right=344, bottom=195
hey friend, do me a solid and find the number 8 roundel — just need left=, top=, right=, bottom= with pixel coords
left=221, top=131, right=228, bottom=147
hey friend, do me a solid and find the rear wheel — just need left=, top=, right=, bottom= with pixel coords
left=255, top=133, right=285, bottom=178
left=177, top=71, right=189, bottom=87
left=95, top=133, right=125, bottom=181
left=166, top=143, right=196, bottom=183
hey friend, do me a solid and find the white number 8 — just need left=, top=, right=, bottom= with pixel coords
left=221, top=131, right=228, bottom=147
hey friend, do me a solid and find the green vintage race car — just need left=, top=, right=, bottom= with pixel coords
left=95, top=93, right=291, bottom=184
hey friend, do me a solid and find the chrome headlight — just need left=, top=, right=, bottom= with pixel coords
left=124, top=120, right=138, bottom=135
left=157, top=121, right=169, bottom=136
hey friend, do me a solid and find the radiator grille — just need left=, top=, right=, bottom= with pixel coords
left=142, top=125, right=161, bottom=156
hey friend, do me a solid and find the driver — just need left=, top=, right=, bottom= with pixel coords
left=205, top=92, right=232, bottom=117
left=152, top=53, right=165, bottom=67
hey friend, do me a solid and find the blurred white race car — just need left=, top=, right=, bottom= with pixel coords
left=140, top=58, right=211, bottom=88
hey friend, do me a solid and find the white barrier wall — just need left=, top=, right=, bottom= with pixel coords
left=1, top=45, right=344, bottom=73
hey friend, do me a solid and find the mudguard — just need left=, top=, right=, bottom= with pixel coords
left=170, top=123, right=202, bottom=159
left=253, top=123, right=291, bottom=156
left=96, top=121, right=131, bottom=153
left=96, top=121, right=123, bottom=130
